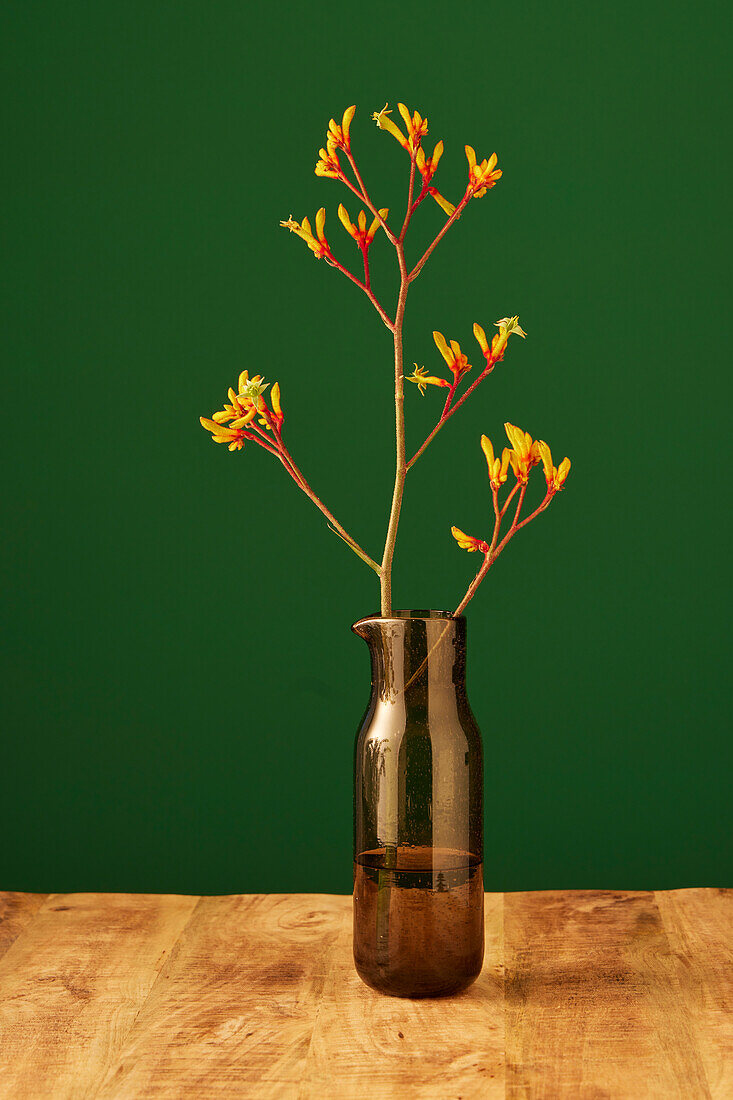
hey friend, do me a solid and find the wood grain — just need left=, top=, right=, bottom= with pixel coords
left=0, top=892, right=47, bottom=962
left=0, top=891, right=198, bottom=1099
left=94, top=893, right=346, bottom=1098
left=503, top=889, right=710, bottom=1099
left=0, top=888, right=730, bottom=1098
left=656, top=888, right=733, bottom=1098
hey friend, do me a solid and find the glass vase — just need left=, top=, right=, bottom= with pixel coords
left=352, top=610, right=484, bottom=997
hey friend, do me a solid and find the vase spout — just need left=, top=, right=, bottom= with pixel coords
left=352, top=610, right=465, bottom=700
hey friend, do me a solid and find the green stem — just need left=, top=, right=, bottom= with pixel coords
left=379, top=242, right=410, bottom=614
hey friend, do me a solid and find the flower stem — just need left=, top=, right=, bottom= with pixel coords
left=344, top=151, right=396, bottom=245
left=399, top=154, right=417, bottom=241
left=408, top=191, right=470, bottom=282
left=276, top=439, right=381, bottom=575
left=453, top=486, right=553, bottom=615
left=380, top=242, right=410, bottom=614
left=325, top=253, right=393, bottom=330
left=406, top=358, right=498, bottom=470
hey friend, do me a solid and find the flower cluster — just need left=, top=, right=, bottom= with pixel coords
left=283, top=100, right=507, bottom=281
left=372, top=102, right=456, bottom=215
left=372, top=102, right=428, bottom=154
left=481, top=435, right=511, bottom=489
left=538, top=441, right=572, bottom=493
left=504, top=422, right=540, bottom=485
left=433, top=332, right=471, bottom=384
left=451, top=422, right=571, bottom=586
left=408, top=316, right=525, bottom=402
left=473, top=316, right=526, bottom=360
left=200, top=371, right=284, bottom=452
left=415, top=139, right=443, bottom=183
left=326, top=105, right=356, bottom=154
left=338, top=204, right=389, bottom=250
left=465, top=146, right=502, bottom=197
left=314, top=105, right=356, bottom=179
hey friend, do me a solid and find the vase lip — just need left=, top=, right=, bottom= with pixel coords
left=352, top=609, right=465, bottom=632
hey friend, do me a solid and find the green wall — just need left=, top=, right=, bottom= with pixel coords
left=3, top=1, right=731, bottom=894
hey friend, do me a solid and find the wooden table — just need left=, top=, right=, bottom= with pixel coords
left=0, top=889, right=730, bottom=1098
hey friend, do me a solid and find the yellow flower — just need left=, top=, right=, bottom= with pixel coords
left=473, top=322, right=490, bottom=356
left=451, top=526, right=489, bottom=553
left=504, top=422, right=541, bottom=484
left=237, top=373, right=268, bottom=402
left=206, top=371, right=283, bottom=438
left=415, top=140, right=444, bottom=181
left=427, top=187, right=456, bottom=216
left=407, top=364, right=450, bottom=395
left=337, top=204, right=389, bottom=247
left=326, top=105, right=356, bottom=155
left=486, top=316, right=526, bottom=359
left=372, top=102, right=428, bottom=154
left=465, top=145, right=502, bottom=197
left=280, top=210, right=330, bottom=259
left=397, top=103, right=429, bottom=152
left=433, top=331, right=471, bottom=382
left=315, top=147, right=342, bottom=179
left=537, top=441, right=571, bottom=492
left=495, top=316, right=526, bottom=339
left=480, top=435, right=511, bottom=489
left=200, top=417, right=248, bottom=451
left=372, top=102, right=403, bottom=142
left=270, top=381, right=284, bottom=431
left=211, top=377, right=259, bottom=422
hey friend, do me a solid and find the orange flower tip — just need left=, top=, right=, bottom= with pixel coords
left=280, top=215, right=299, bottom=232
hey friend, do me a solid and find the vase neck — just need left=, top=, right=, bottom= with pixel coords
left=352, top=611, right=466, bottom=703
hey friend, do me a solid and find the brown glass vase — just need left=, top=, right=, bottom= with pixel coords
left=352, top=610, right=484, bottom=997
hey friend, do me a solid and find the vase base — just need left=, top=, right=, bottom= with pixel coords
left=352, top=847, right=484, bottom=998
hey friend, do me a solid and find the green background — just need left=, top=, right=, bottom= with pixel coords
left=2, top=1, right=731, bottom=895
